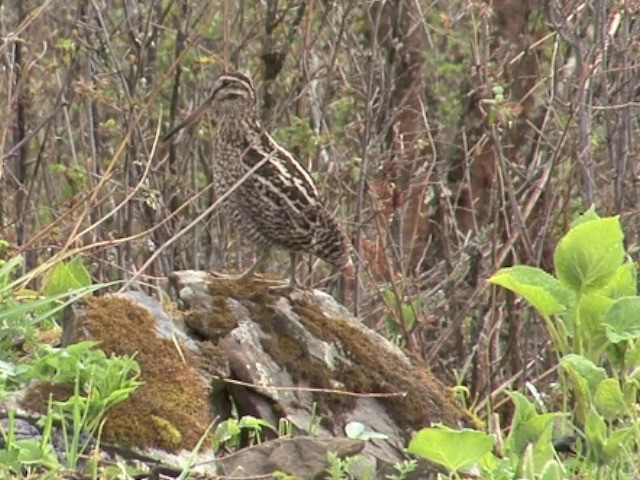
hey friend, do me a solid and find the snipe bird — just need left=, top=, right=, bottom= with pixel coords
left=164, top=71, right=352, bottom=286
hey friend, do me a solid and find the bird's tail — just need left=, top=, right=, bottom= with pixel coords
left=313, top=207, right=353, bottom=271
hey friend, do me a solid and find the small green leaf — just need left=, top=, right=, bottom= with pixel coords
left=626, top=343, right=640, bottom=380
left=407, top=427, right=493, bottom=473
left=0, top=256, right=23, bottom=291
left=603, top=296, right=640, bottom=343
left=345, top=421, right=388, bottom=440
left=584, top=409, right=627, bottom=466
left=382, top=288, right=398, bottom=311
left=238, top=415, right=277, bottom=434
left=345, top=421, right=365, bottom=439
left=489, top=266, right=574, bottom=317
left=594, top=378, right=627, bottom=420
left=0, top=448, right=19, bottom=469
left=477, top=451, right=502, bottom=472
left=15, top=440, right=58, bottom=468
left=505, top=392, right=567, bottom=460
left=400, top=303, right=416, bottom=330
left=554, top=216, right=625, bottom=292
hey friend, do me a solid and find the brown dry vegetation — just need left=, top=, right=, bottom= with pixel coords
left=1, top=0, right=638, bottom=418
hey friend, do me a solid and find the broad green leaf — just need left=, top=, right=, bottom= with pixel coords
left=41, top=258, right=91, bottom=299
left=407, top=427, right=493, bottom=473
left=594, top=378, right=627, bottom=420
left=554, top=217, right=625, bottom=292
left=0, top=448, right=19, bottom=468
left=602, top=263, right=637, bottom=298
left=489, top=266, right=574, bottom=317
left=603, top=296, right=640, bottom=343
left=571, top=205, right=601, bottom=227
left=605, top=342, right=628, bottom=372
left=602, top=427, right=632, bottom=463
left=585, top=411, right=631, bottom=466
left=561, top=355, right=604, bottom=422
left=506, top=392, right=565, bottom=457
left=509, top=413, right=561, bottom=456
left=508, top=391, right=537, bottom=424
left=14, top=440, right=59, bottom=469
left=43, top=264, right=81, bottom=298
left=540, top=460, right=565, bottom=480
left=577, top=293, right=614, bottom=338
left=577, top=293, right=614, bottom=357
left=585, top=410, right=606, bottom=458
left=560, top=354, right=606, bottom=394
left=521, top=438, right=559, bottom=479
left=65, top=257, right=92, bottom=288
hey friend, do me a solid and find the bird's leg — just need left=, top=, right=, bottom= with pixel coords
left=289, top=252, right=301, bottom=289
left=238, top=249, right=272, bottom=280
left=211, top=249, right=272, bottom=281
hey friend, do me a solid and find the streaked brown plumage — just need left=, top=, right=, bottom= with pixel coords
left=166, top=71, right=351, bottom=284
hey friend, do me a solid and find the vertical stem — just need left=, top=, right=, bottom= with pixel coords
left=12, top=0, right=27, bottom=251
left=573, top=292, right=583, bottom=357
left=354, top=4, right=383, bottom=317
left=222, top=0, right=230, bottom=68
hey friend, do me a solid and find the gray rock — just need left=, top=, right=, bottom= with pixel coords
left=36, top=270, right=471, bottom=478
left=217, top=436, right=365, bottom=479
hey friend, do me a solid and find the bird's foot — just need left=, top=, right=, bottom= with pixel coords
left=210, top=271, right=287, bottom=285
left=261, top=275, right=306, bottom=291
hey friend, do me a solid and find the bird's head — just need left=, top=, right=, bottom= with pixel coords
left=163, top=71, right=257, bottom=141
left=209, top=71, right=256, bottom=112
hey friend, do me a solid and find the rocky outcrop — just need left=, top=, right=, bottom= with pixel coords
left=20, top=270, right=472, bottom=478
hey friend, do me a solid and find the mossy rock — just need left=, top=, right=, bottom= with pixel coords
left=173, top=271, right=473, bottom=441
left=23, top=295, right=214, bottom=452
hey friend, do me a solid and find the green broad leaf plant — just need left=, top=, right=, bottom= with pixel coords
left=489, top=210, right=640, bottom=470
left=408, top=210, right=640, bottom=479
left=0, top=250, right=138, bottom=477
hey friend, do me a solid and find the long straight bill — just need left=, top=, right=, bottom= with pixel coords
left=163, top=96, right=213, bottom=142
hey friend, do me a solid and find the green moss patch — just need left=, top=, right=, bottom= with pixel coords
left=183, top=307, right=238, bottom=342
left=291, top=295, right=470, bottom=432
left=84, top=297, right=212, bottom=451
left=22, top=297, right=212, bottom=452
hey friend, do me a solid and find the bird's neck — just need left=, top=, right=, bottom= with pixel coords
left=215, top=111, right=262, bottom=140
